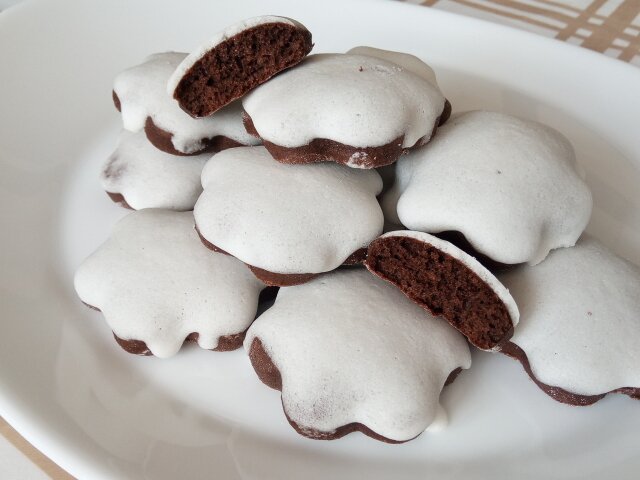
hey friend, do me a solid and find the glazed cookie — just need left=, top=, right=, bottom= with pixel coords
left=74, top=210, right=265, bottom=358
left=168, top=16, right=313, bottom=117
left=102, top=130, right=207, bottom=211
left=382, top=111, right=592, bottom=265
left=113, top=52, right=259, bottom=155
left=498, top=236, right=640, bottom=405
left=194, top=146, right=383, bottom=286
left=242, top=47, right=449, bottom=169
left=244, top=268, right=471, bottom=443
left=365, top=231, right=519, bottom=350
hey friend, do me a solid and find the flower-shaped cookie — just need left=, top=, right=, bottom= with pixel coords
left=244, top=268, right=471, bottom=443
left=74, top=210, right=265, bottom=358
left=102, top=130, right=207, bottom=211
left=194, top=146, right=384, bottom=286
left=382, top=111, right=592, bottom=265
left=499, top=236, right=640, bottom=405
left=242, top=47, right=449, bottom=168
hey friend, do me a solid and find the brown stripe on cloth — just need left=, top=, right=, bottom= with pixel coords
left=581, top=0, right=640, bottom=53
left=401, top=0, right=640, bottom=64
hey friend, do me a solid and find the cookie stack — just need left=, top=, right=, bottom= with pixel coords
left=75, top=16, right=640, bottom=444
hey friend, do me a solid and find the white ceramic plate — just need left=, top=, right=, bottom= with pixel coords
left=1, top=0, right=639, bottom=478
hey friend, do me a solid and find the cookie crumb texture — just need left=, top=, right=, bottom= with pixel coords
left=367, top=235, right=513, bottom=350
left=174, top=23, right=313, bottom=117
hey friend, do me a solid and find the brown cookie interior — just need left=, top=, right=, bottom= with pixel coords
left=343, top=247, right=367, bottom=265
left=435, top=231, right=513, bottom=272
left=366, top=235, right=513, bottom=350
left=173, top=23, right=313, bottom=117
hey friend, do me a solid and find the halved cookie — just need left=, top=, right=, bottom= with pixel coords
left=365, top=230, right=519, bottom=350
left=168, top=16, right=313, bottom=117
left=113, top=52, right=259, bottom=155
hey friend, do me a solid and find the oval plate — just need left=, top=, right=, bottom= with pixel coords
left=1, top=0, right=639, bottom=478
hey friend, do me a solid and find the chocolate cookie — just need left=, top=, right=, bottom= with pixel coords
left=381, top=111, right=593, bottom=265
left=242, top=47, right=449, bottom=168
left=113, top=52, right=259, bottom=155
left=498, top=236, right=640, bottom=405
left=244, top=269, right=471, bottom=442
left=365, top=231, right=519, bottom=350
left=74, top=210, right=266, bottom=358
left=168, top=16, right=313, bottom=118
left=194, top=146, right=384, bottom=286
left=101, top=130, right=208, bottom=211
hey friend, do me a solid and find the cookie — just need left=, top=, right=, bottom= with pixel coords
left=242, top=47, right=449, bottom=169
left=168, top=16, right=313, bottom=118
left=382, top=111, right=593, bottom=265
left=365, top=230, right=519, bottom=350
left=113, top=52, right=258, bottom=155
left=498, top=236, right=640, bottom=405
left=194, top=146, right=383, bottom=286
left=244, top=268, right=471, bottom=442
left=74, top=210, right=265, bottom=358
left=101, top=130, right=208, bottom=211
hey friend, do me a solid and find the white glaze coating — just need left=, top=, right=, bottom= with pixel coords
left=244, top=269, right=471, bottom=441
left=113, top=52, right=258, bottom=154
left=74, top=210, right=265, bottom=358
left=242, top=51, right=445, bottom=149
left=101, top=130, right=207, bottom=211
left=384, top=111, right=593, bottom=265
left=194, top=146, right=384, bottom=274
left=167, top=16, right=306, bottom=97
left=499, top=236, right=640, bottom=395
left=346, top=46, right=438, bottom=86
left=378, top=230, right=520, bottom=332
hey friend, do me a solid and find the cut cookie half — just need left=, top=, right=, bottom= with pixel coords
left=168, top=16, right=313, bottom=117
left=365, top=230, right=519, bottom=350
left=113, top=52, right=259, bottom=155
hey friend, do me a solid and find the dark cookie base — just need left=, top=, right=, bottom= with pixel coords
left=435, top=231, right=512, bottom=273
left=172, top=22, right=313, bottom=117
left=242, top=99, right=451, bottom=168
left=83, top=302, right=247, bottom=356
left=248, top=337, right=461, bottom=443
left=195, top=224, right=366, bottom=287
left=106, top=191, right=133, bottom=210
left=144, top=116, right=244, bottom=156
left=501, top=342, right=640, bottom=406
left=113, top=91, right=246, bottom=156
left=365, top=235, right=513, bottom=350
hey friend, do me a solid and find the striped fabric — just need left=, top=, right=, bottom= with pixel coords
left=403, top=0, right=640, bottom=65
